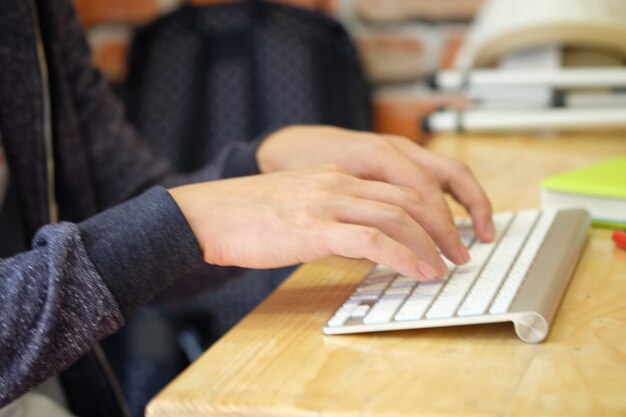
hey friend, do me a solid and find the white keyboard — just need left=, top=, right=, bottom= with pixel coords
left=323, top=208, right=590, bottom=343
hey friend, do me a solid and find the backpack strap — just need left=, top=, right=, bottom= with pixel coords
left=179, top=1, right=269, bottom=171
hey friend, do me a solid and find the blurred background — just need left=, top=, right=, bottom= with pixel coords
left=75, top=0, right=484, bottom=144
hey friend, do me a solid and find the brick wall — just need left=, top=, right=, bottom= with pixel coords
left=75, top=0, right=482, bottom=142
left=76, top=0, right=175, bottom=83
left=341, top=0, right=483, bottom=142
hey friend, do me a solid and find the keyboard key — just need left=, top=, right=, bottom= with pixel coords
left=456, top=217, right=476, bottom=248
left=364, top=306, right=401, bottom=324
left=350, top=305, right=371, bottom=318
left=392, top=275, right=418, bottom=286
left=324, top=208, right=588, bottom=344
left=384, top=286, right=413, bottom=296
left=327, top=315, right=349, bottom=327
left=334, top=304, right=357, bottom=317
left=457, top=211, right=535, bottom=317
left=395, top=303, right=430, bottom=321
left=425, top=233, right=499, bottom=319
left=355, top=284, right=386, bottom=295
left=364, top=294, right=407, bottom=324
left=342, top=299, right=361, bottom=308
left=349, top=294, right=380, bottom=302
left=367, top=264, right=396, bottom=280
left=395, top=281, right=443, bottom=321
left=490, top=210, right=556, bottom=314
left=327, top=303, right=359, bottom=327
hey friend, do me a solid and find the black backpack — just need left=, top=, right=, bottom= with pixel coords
left=123, top=0, right=372, bottom=172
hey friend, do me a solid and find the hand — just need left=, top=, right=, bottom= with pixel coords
left=169, top=166, right=465, bottom=281
left=257, top=125, right=495, bottom=242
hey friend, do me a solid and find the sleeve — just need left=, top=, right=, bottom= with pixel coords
left=0, top=187, right=204, bottom=407
left=1, top=0, right=266, bottom=406
left=43, top=0, right=257, bottom=301
left=50, top=0, right=262, bottom=211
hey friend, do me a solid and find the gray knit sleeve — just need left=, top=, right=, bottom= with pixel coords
left=0, top=223, right=123, bottom=407
left=0, top=187, right=204, bottom=407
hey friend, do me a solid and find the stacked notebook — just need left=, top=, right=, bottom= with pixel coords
left=425, top=0, right=626, bottom=133
left=541, top=158, right=626, bottom=228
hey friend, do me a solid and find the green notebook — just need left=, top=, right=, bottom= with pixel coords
left=541, top=157, right=626, bottom=228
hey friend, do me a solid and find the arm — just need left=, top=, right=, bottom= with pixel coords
left=47, top=0, right=260, bottom=211
left=1, top=144, right=492, bottom=405
left=48, top=0, right=494, bottom=254
left=0, top=187, right=202, bottom=406
left=35, top=0, right=255, bottom=306
left=1, top=0, right=495, bottom=406
left=0, top=164, right=457, bottom=405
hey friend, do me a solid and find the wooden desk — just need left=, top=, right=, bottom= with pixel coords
left=148, top=132, right=626, bottom=417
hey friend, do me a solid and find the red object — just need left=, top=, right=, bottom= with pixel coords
left=612, top=230, right=626, bottom=250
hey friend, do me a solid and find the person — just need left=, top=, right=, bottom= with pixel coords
left=0, top=0, right=494, bottom=415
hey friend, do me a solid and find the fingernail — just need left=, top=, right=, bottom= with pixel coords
left=458, top=242, right=470, bottom=264
left=437, top=258, right=449, bottom=277
left=417, top=261, right=438, bottom=280
left=484, top=221, right=496, bottom=241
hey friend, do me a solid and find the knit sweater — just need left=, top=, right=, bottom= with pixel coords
left=0, top=136, right=6, bottom=208
left=0, top=0, right=262, bottom=412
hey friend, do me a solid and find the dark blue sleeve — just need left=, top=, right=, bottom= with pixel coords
left=78, top=187, right=204, bottom=317
left=0, top=187, right=204, bottom=407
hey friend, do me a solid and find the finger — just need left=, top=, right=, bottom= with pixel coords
left=325, top=223, right=440, bottom=281
left=363, top=140, right=455, bottom=224
left=426, top=159, right=494, bottom=242
left=385, top=136, right=495, bottom=241
left=442, top=168, right=494, bottom=242
left=344, top=179, right=469, bottom=265
left=331, top=196, right=448, bottom=275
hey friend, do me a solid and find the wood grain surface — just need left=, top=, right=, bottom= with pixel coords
left=148, top=132, right=626, bottom=417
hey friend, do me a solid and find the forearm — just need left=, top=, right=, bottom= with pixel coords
left=160, top=137, right=263, bottom=189
left=79, top=186, right=204, bottom=316
left=0, top=223, right=121, bottom=406
left=0, top=187, right=203, bottom=406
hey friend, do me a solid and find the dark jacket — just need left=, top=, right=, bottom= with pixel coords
left=0, top=0, right=262, bottom=413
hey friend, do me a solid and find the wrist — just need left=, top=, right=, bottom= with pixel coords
left=256, top=128, right=284, bottom=174
left=80, top=187, right=203, bottom=317
left=255, top=125, right=304, bottom=174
